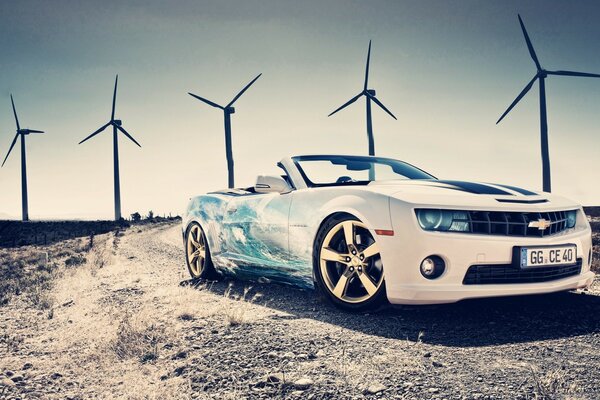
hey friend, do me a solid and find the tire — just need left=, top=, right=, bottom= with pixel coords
left=313, top=214, right=387, bottom=312
left=184, top=222, right=216, bottom=279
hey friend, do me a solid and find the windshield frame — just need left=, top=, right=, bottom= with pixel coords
left=291, top=155, right=436, bottom=188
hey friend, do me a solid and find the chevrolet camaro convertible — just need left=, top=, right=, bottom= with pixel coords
left=182, top=155, right=594, bottom=311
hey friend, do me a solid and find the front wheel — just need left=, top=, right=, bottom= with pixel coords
left=313, top=215, right=387, bottom=312
left=185, top=222, right=216, bottom=279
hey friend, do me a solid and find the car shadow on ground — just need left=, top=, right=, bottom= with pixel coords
left=181, top=275, right=600, bottom=348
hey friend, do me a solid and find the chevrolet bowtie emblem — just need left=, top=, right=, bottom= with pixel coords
left=528, top=218, right=551, bottom=230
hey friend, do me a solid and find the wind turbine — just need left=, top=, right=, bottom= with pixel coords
left=1, top=95, right=44, bottom=221
left=79, top=75, right=141, bottom=221
left=497, top=15, right=600, bottom=193
left=188, top=73, right=262, bottom=189
left=328, top=40, right=397, bottom=158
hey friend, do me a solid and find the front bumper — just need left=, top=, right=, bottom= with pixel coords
left=380, top=206, right=595, bottom=305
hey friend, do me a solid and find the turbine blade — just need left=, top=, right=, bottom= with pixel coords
left=1, top=133, right=19, bottom=167
left=328, top=93, right=363, bottom=117
left=496, top=74, right=538, bottom=124
left=369, top=95, right=397, bottom=120
left=112, top=75, right=118, bottom=120
left=10, top=95, right=20, bottom=131
left=79, top=122, right=110, bottom=145
left=364, top=40, right=372, bottom=91
left=546, top=70, right=600, bottom=78
left=518, top=14, right=541, bottom=70
left=117, top=125, right=141, bottom=147
left=28, top=129, right=44, bottom=133
left=227, top=73, right=262, bottom=107
left=188, top=93, right=224, bottom=109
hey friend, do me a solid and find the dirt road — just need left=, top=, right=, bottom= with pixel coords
left=1, top=222, right=600, bottom=399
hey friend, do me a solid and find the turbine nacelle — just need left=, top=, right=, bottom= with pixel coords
left=78, top=76, right=141, bottom=149
left=328, top=41, right=397, bottom=121
left=226, top=106, right=236, bottom=114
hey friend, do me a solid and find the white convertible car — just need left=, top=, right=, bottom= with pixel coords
left=182, top=155, right=594, bottom=311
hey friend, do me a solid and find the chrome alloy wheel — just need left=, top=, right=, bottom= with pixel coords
left=187, top=224, right=207, bottom=277
left=319, top=220, right=384, bottom=303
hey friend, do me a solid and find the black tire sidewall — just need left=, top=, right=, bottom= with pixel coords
left=313, top=214, right=388, bottom=312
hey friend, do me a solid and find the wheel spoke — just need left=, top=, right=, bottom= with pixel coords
left=189, top=253, right=199, bottom=273
left=361, top=242, right=380, bottom=260
left=342, top=221, right=355, bottom=247
left=357, top=271, right=377, bottom=295
left=190, top=249, right=203, bottom=263
left=321, top=247, right=346, bottom=263
left=332, top=270, right=350, bottom=298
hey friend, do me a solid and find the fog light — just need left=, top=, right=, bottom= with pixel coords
left=420, top=256, right=445, bottom=279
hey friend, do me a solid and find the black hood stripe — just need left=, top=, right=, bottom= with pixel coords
left=492, top=184, right=538, bottom=196
left=433, top=180, right=515, bottom=196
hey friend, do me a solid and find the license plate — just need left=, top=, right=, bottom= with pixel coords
left=520, top=245, right=577, bottom=268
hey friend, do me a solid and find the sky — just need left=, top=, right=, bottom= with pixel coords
left=0, top=0, right=600, bottom=220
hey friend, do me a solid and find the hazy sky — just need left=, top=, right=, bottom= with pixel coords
left=1, top=0, right=600, bottom=219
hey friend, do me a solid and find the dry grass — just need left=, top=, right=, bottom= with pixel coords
left=111, top=312, right=167, bottom=363
left=115, top=375, right=193, bottom=400
left=222, top=284, right=262, bottom=326
left=329, top=340, right=424, bottom=393
left=0, top=235, right=99, bottom=307
left=0, top=248, right=55, bottom=306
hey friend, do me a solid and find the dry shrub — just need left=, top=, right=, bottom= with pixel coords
left=27, top=285, right=54, bottom=310
left=111, top=313, right=167, bottom=363
left=0, top=332, right=25, bottom=352
left=65, top=254, right=87, bottom=268
left=531, top=366, right=582, bottom=400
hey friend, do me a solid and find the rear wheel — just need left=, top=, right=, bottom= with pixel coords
left=185, top=222, right=216, bottom=279
left=313, top=215, right=387, bottom=312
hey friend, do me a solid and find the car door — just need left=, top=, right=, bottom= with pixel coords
left=221, top=192, right=292, bottom=271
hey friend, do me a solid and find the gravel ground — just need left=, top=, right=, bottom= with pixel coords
left=1, top=222, right=599, bottom=399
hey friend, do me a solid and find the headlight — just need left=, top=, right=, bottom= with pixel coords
left=566, top=210, right=577, bottom=228
left=416, top=209, right=469, bottom=232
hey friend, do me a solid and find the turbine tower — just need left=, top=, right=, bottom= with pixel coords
left=497, top=15, right=600, bottom=193
left=79, top=75, right=141, bottom=221
left=328, top=40, right=397, bottom=157
left=2, top=95, right=44, bottom=221
left=188, top=73, right=262, bottom=189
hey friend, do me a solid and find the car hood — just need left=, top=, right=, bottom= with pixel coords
left=367, top=179, right=580, bottom=210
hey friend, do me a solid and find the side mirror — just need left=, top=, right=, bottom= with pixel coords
left=255, top=175, right=291, bottom=194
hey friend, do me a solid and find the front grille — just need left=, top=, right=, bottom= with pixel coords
left=463, top=259, right=582, bottom=285
left=462, top=210, right=573, bottom=237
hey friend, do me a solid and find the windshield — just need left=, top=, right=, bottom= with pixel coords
left=293, top=155, right=435, bottom=187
